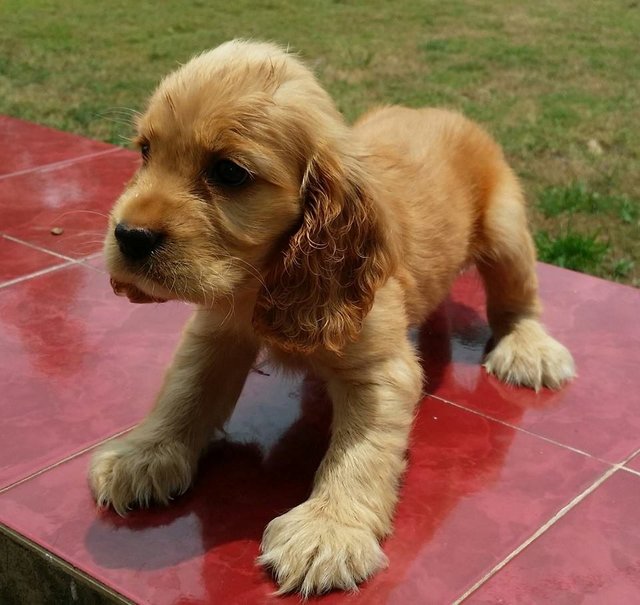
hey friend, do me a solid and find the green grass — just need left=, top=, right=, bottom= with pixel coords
left=536, top=182, right=638, bottom=281
left=539, top=183, right=608, bottom=217
left=612, top=258, right=635, bottom=280
left=535, top=229, right=610, bottom=274
left=1, top=0, right=638, bottom=285
left=538, top=183, right=637, bottom=222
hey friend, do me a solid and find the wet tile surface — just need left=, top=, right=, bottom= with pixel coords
left=0, top=263, right=192, bottom=489
left=1, top=119, right=638, bottom=604
left=0, top=149, right=137, bottom=258
left=468, top=470, right=640, bottom=605
left=0, top=236, right=66, bottom=284
left=0, top=391, right=607, bottom=605
left=421, top=265, right=640, bottom=463
left=0, top=115, right=114, bottom=177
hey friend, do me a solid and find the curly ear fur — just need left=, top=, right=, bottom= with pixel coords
left=253, top=147, right=394, bottom=353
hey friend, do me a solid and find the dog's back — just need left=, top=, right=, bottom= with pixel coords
left=354, top=106, right=525, bottom=323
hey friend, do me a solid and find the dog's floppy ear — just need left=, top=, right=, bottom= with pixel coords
left=253, top=146, right=394, bottom=353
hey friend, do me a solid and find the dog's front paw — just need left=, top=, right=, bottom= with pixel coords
left=259, top=502, right=387, bottom=596
left=88, top=434, right=195, bottom=516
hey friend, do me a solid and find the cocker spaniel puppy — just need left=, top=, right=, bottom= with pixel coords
left=89, top=40, right=575, bottom=595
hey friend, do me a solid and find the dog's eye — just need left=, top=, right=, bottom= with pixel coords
left=206, top=160, right=250, bottom=187
left=140, top=142, right=150, bottom=162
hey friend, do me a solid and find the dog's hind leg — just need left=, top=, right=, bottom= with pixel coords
left=474, top=173, right=575, bottom=390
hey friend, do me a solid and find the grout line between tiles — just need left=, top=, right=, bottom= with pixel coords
left=2, top=233, right=77, bottom=262
left=0, top=147, right=122, bottom=181
left=427, top=393, right=603, bottom=462
left=0, top=258, right=78, bottom=289
left=0, top=425, right=137, bottom=495
left=621, top=466, right=640, bottom=477
left=454, top=446, right=640, bottom=604
left=0, top=239, right=105, bottom=289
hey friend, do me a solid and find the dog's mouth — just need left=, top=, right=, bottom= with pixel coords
left=110, top=277, right=169, bottom=304
left=105, top=236, right=253, bottom=308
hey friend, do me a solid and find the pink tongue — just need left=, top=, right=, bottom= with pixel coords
left=110, top=278, right=167, bottom=304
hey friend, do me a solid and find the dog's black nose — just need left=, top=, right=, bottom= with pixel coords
left=114, top=223, right=162, bottom=260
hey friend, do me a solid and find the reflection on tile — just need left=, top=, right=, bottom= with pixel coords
left=421, top=264, right=640, bottom=463
left=468, top=471, right=640, bottom=604
left=0, top=150, right=137, bottom=258
left=0, top=263, right=192, bottom=488
left=0, top=393, right=606, bottom=605
left=0, top=236, right=65, bottom=284
left=0, top=115, right=114, bottom=177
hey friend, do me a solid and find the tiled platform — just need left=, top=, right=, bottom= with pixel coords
left=1, top=115, right=639, bottom=604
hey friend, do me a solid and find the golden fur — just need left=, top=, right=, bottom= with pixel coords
left=89, top=40, right=575, bottom=595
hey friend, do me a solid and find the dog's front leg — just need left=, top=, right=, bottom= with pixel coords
left=89, top=308, right=259, bottom=515
left=260, top=314, right=422, bottom=595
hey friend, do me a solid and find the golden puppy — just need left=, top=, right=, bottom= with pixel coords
left=89, top=40, right=575, bottom=595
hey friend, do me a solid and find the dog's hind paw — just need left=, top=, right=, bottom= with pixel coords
left=484, top=318, right=576, bottom=391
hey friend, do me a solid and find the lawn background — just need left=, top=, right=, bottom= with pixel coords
left=1, top=0, right=638, bottom=285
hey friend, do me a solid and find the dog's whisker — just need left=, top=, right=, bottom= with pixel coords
left=102, top=106, right=141, bottom=114
left=99, top=107, right=142, bottom=123
left=219, top=292, right=236, bottom=327
left=226, top=256, right=270, bottom=296
left=65, top=243, right=107, bottom=256
left=100, top=116, right=135, bottom=127
left=51, top=209, right=111, bottom=221
left=62, top=235, right=106, bottom=242
left=75, top=231, right=108, bottom=237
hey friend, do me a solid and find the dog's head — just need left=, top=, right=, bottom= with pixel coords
left=106, top=40, right=394, bottom=353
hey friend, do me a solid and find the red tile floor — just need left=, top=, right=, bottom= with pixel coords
left=0, top=115, right=639, bottom=604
